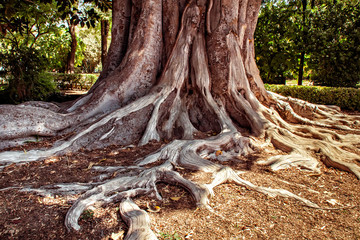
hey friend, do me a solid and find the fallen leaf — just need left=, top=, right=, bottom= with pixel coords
left=326, top=199, right=339, bottom=205
left=170, top=196, right=181, bottom=201
left=147, top=203, right=161, bottom=212
left=87, top=162, right=95, bottom=170
left=44, top=157, right=60, bottom=164
left=10, top=217, right=21, bottom=224
left=108, top=151, right=119, bottom=156
left=110, top=231, right=125, bottom=240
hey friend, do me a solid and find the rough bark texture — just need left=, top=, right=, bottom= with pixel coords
left=0, top=0, right=359, bottom=239
left=101, top=19, right=110, bottom=68
left=66, top=22, right=77, bottom=74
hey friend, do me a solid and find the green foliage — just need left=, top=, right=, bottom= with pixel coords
left=0, top=0, right=105, bottom=104
left=51, top=73, right=98, bottom=90
left=36, top=27, right=72, bottom=72
left=255, top=0, right=304, bottom=84
left=308, top=0, right=360, bottom=87
left=256, top=0, right=360, bottom=87
left=0, top=0, right=65, bottom=102
left=159, top=231, right=182, bottom=240
left=265, top=84, right=360, bottom=111
left=0, top=0, right=62, bottom=49
left=0, top=47, right=58, bottom=103
left=80, top=209, right=94, bottom=221
left=77, top=26, right=102, bottom=73
left=55, top=0, right=111, bottom=27
left=1, top=0, right=111, bottom=73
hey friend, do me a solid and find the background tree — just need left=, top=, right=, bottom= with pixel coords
left=297, top=0, right=308, bottom=85
left=75, top=4, right=112, bottom=73
left=255, top=0, right=360, bottom=87
left=0, top=0, right=112, bottom=103
left=100, top=18, right=110, bottom=68
left=66, top=20, right=77, bottom=73
left=54, top=0, right=111, bottom=73
left=0, top=0, right=61, bottom=102
left=308, top=0, right=360, bottom=87
left=77, top=24, right=102, bottom=72
left=255, top=0, right=299, bottom=84
left=0, top=1, right=359, bottom=239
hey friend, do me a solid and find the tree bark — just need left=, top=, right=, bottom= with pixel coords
left=1, top=0, right=360, bottom=238
left=66, top=22, right=77, bottom=74
left=311, top=0, right=315, bottom=8
left=99, top=0, right=131, bottom=80
left=298, top=51, right=305, bottom=85
left=100, top=19, right=110, bottom=69
left=298, top=0, right=308, bottom=86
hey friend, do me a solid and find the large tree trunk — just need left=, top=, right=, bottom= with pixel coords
left=0, top=0, right=359, bottom=239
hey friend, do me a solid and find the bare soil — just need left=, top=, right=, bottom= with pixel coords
left=0, top=136, right=359, bottom=240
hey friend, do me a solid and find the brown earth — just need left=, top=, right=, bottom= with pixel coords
left=0, top=129, right=360, bottom=239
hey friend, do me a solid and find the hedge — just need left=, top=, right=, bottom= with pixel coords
left=265, top=84, right=360, bottom=111
left=49, top=73, right=99, bottom=90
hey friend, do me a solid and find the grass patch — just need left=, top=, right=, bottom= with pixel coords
left=159, top=231, right=182, bottom=240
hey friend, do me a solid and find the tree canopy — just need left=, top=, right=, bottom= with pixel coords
left=255, top=0, right=360, bottom=87
left=0, top=0, right=111, bottom=101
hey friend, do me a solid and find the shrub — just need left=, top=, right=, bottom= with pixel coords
left=265, top=84, right=360, bottom=111
left=50, top=73, right=98, bottom=90
left=0, top=47, right=58, bottom=103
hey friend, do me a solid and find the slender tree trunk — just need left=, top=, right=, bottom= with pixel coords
left=298, top=51, right=305, bottom=85
left=298, top=0, right=307, bottom=86
left=311, top=0, right=315, bottom=8
left=66, top=22, right=77, bottom=74
left=100, top=19, right=110, bottom=69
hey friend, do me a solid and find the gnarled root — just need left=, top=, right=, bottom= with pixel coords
left=259, top=92, right=360, bottom=179
left=0, top=1, right=360, bottom=239
left=62, top=132, right=320, bottom=237
left=120, top=198, right=157, bottom=240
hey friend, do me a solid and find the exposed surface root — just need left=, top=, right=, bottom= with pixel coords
left=273, top=93, right=360, bottom=132
left=32, top=132, right=315, bottom=237
left=0, top=0, right=163, bottom=149
left=259, top=92, right=360, bottom=179
left=1, top=1, right=360, bottom=239
left=2, top=90, right=359, bottom=237
left=120, top=199, right=157, bottom=240
left=2, top=129, right=329, bottom=238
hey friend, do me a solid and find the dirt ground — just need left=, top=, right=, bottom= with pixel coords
left=0, top=134, right=359, bottom=240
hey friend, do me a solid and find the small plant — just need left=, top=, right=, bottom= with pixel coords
left=233, top=223, right=241, bottom=229
left=80, top=209, right=94, bottom=221
left=159, top=231, right=182, bottom=240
